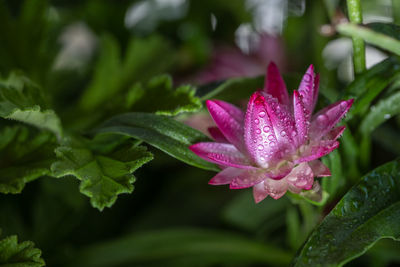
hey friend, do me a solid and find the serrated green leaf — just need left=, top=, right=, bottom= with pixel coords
left=292, top=159, right=400, bottom=267
left=0, top=233, right=45, bottom=267
left=337, top=23, right=400, bottom=55
left=0, top=73, right=63, bottom=138
left=51, top=138, right=153, bottom=211
left=0, top=126, right=56, bottom=194
left=94, top=112, right=219, bottom=171
left=70, top=228, right=292, bottom=267
left=360, top=91, right=400, bottom=135
left=79, top=34, right=175, bottom=111
left=124, top=75, right=202, bottom=115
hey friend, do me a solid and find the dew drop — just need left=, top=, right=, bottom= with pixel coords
left=257, top=144, right=264, bottom=151
left=268, top=135, right=274, bottom=141
left=263, top=126, right=270, bottom=132
left=304, top=73, right=312, bottom=82
left=254, top=119, right=260, bottom=124
left=258, top=111, right=266, bottom=117
left=340, top=101, right=348, bottom=110
left=260, top=156, right=265, bottom=161
left=317, top=114, right=328, bottom=125
left=280, top=130, right=286, bottom=137
left=255, top=128, right=261, bottom=134
left=270, top=141, right=276, bottom=146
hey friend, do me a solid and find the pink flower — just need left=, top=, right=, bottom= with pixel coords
left=189, top=63, right=353, bottom=203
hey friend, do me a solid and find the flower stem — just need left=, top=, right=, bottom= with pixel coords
left=393, top=0, right=400, bottom=25
left=346, top=0, right=366, bottom=75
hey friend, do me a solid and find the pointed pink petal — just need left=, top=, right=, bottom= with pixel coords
left=230, top=169, right=266, bottom=189
left=206, top=100, right=246, bottom=152
left=312, top=73, right=320, bottom=110
left=325, top=126, right=346, bottom=140
left=294, top=140, right=339, bottom=164
left=309, top=99, right=354, bottom=140
left=253, top=181, right=269, bottom=203
left=263, top=93, right=297, bottom=151
left=208, top=127, right=228, bottom=143
left=264, top=62, right=289, bottom=106
left=190, top=142, right=255, bottom=169
left=264, top=177, right=288, bottom=199
left=293, top=90, right=310, bottom=146
left=244, top=92, right=279, bottom=167
left=298, top=65, right=317, bottom=114
left=308, top=160, right=331, bottom=177
left=208, top=167, right=245, bottom=185
left=285, top=162, right=314, bottom=190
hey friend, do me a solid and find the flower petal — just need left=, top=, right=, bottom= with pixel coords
left=208, top=167, right=245, bottom=185
left=190, top=142, right=255, bottom=169
left=264, top=177, right=288, bottom=199
left=325, top=126, right=346, bottom=141
left=308, top=160, right=331, bottom=177
left=295, top=140, right=339, bottom=164
left=244, top=92, right=279, bottom=167
left=309, top=99, right=354, bottom=140
left=206, top=100, right=246, bottom=152
left=253, top=181, right=269, bottom=203
left=208, top=127, right=228, bottom=143
left=285, top=162, right=314, bottom=190
left=293, top=90, right=310, bottom=146
left=264, top=62, right=289, bottom=106
left=230, top=169, right=266, bottom=189
left=298, top=65, right=318, bottom=114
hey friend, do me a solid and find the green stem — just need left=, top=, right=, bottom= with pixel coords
left=393, top=0, right=400, bottom=25
left=346, top=0, right=366, bottom=75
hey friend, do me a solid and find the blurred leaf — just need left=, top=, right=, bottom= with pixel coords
left=287, top=186, right=329, bottom=207
left=367, top=22, right=400, bottom=41
left=123, top=75, right=202, bottom=116
left=0, top=126, right=56, bottom=194
left=322, top=149, right=345, bottom=201
left=360, top=91, right=400, bottom=135
left=0, top=232, right=45, bottom=267
left=95, top=112, right=219, bottom=171
left=337, top=23, right=400, bottom=55
left=198, top=76, right=264, bottom=102
left=286, top=206, right=301, bottom=250
left=0, top=73, right=63, bottom=138
left=345, top=57, right=400, bottom=120
left=51, top=137, right=153, bottom=211
left=70, top=228, right=292, bottom=267
left=292, top=159, right=400, bottom=266
left=79, top=34, right=175, bottom=111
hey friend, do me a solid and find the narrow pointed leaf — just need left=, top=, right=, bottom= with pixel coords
left=293, top=159, right=400, bottom=266
left=94, top=112, right=219, bottom=171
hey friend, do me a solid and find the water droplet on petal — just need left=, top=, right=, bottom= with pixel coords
left=263, top=126, right=270, bottom=132
left=268, top=135, right=274, bottom=141
left=257, top=144, right=264, bottom=151
left=340, top=101, right=348, bottom=110
left=254, top=119, right=260, bottom=124
left=270, top=141, right=276, bottom=146
left=280, top=130, right=286, bottom=137
left=255, top=128, right=261, bottom=134
left=258, top=111, right=266, bottom=117
left=317, top=114, right=328, bottom=125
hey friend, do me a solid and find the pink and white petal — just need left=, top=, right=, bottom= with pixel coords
left=253, top=181, right=269, bottom=203
left=264, top=62, right=290, bottom=106
left=309, top=99, right=354, bottom=140
left=293, top=90, right=310, bottom=146
left=211, top=100, right=245, bottom=123
left=230, top=169, right=266, bottom=189
left=285, top=162, right=314, bottom=190
left=208, top=167, right=245, bottom=185
left=298, top=65, right=317, bottom=114
left=294, top=140, right=339, bottom=164
left=189, top=142, right=255, bottom=169
left=206, top=100, right=246, bottom=152
left=308, top=160, right=331, bottom=177
left=264, top=177, right=289, bottom=199
left=244, top=92, right=279, bottom=167
left=324, top=126, right=346, bottom=141
left=208, top=127, right=228, bottom=143
left=263, top=93, right=297, bottom=151
left=312, top=73, right=320, bottom=111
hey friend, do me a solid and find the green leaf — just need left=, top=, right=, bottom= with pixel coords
left=198, top=76, right=264, bottom=102
left=292, top=159, right=400, bottom=266
left=0, top=73, right=63, bottom=138
left=360, top=90, right=400, bottom=135
left=94, top=112, right=219, bottom=171
left=70, top=228, right=292, bottom=267
left=124, top=75, right=202, bottom=116
left=51, top=137, right=153, bottom=211
left=79, top=34, right=175, bottom=111
left=0, top=233, right=45, bottom=267
left=337, top=23, right=400, bottom=55
left=367, top=22, right=400, bottom=41
left=344, top=57, right=400, bottom=120
left=0, top=126, right=56, bottom=194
